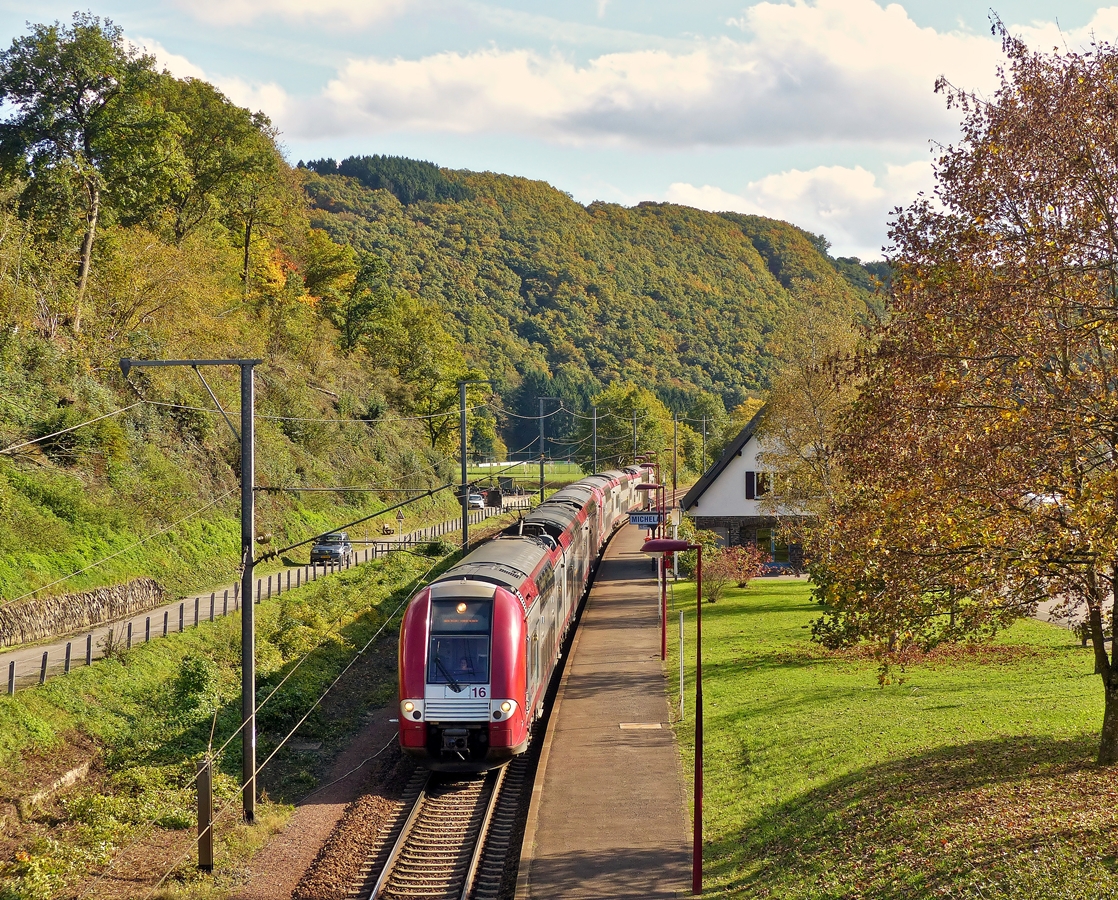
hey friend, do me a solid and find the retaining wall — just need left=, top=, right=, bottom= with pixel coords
left=0, top=578, right=168, bottom=647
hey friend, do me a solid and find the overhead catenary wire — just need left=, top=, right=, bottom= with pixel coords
left=139, top=549, right=454, bottom=900
left=0, top=401, right=144, bottom=456
left=144, top=398, right=491, bottom=425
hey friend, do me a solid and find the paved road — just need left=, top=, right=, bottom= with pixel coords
left=517, top=525, right=691, bottom=899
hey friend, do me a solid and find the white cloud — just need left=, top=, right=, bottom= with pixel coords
left=132, top=37, right=207, bottom=80
left=179, top=0, right=412, bottom=26
left=666, top=160, right=934, bottom=259
left=285, top=0, right=1004, bottom=147
left=217, top=78, right=291, bottom=120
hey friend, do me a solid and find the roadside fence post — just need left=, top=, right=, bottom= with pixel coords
left=64, top=642, right=72, bottom=674
left=127, top=622, right=133, bottom=649
left=197, top=753, right=214, bottom=872
left=85, top=633, right=92, bottom=666
left=287, top=571, right=291, bottom=591
left=296, top=569, right=301, bottom=588
left=257, top=579, right=261, bottom=603
left=179, top=603, right=184, bottom=632
left=39, top=651, right=48, bottom=684
left=210, top=593, right=215, bottom=622
left=145, top=617, right=151, bottom=642
left=163, top=611, right=169, bottom=636
left=223, top=590, right=229, bottom=616
left=7, top=661, right=14, bottom=695
left=194, top=597, right=200, bottom=627
left=267, top=576, right=272, bottom=600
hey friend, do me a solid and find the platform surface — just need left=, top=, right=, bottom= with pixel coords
left=517, top=524, right=691, bottom=899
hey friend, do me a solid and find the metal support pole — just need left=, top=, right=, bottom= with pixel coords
left=461, top=380, right=469, bottom=550
left=693, top=545, right=704, bottom=895
left=240, top=362, right=257, bottom=823
left=661, top=557, right=667, bottom=661
left=632, top=410, right=637, bottom=463
left=701, top=417, right=706, bottom=473
left=592, top=406, right=598, bottom=473
left=539, top=398, right=546, bottom=504
left=197, top=754, right=214, bottom=872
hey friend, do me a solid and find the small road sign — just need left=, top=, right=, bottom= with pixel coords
left=629, top=512, right=664, bottom=527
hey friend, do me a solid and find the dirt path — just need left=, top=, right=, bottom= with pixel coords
left=230, top=709, right=400, bottom=900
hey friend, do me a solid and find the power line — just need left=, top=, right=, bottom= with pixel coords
left=0, top=401, right=144, bottom=456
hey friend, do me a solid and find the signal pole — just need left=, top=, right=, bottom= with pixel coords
left=120, top=357, right=262, bottom=823
left=632, top=410, right=637, bottom=464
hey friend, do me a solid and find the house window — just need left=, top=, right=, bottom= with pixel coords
left=745, top=471, right=771, bottom=500
left=756, top=528, right=789, bottom=563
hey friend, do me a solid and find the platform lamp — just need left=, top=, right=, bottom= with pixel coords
left=641, top=537, right=703, bottom=896
left=636, top=482, right=667, bottom=658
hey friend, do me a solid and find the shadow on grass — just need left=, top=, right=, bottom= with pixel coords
left=710, top=733, right=1115, bottom=899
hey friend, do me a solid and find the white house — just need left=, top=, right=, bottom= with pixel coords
left=680, top=407, right=802, bottom=565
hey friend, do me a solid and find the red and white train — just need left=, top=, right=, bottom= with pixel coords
left=397, top=467, right=647, bottom=771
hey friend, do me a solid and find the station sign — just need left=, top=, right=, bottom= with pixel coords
left=628, top=512, right=664, bottom=528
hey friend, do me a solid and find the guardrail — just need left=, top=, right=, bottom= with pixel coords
left=1, top=499, right=533, bottom=695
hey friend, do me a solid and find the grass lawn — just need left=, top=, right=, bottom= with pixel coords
left=466, top=460, right=586, bottom=489
left=666, top=577, right=1117, bottom=899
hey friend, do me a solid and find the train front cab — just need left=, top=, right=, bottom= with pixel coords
left=399, top=580, right=529, bottom=772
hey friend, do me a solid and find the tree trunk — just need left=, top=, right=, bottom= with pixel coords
left=1099, top=680, right=1118, bottom=764
left=74, top=180, right=101, bottom=334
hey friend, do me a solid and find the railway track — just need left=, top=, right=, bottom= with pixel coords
left=353, top=754, right=531, bottom=900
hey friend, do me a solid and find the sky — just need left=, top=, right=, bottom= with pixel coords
left=0, top=0, right=1113, bottom=259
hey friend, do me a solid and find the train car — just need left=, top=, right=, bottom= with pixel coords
left=398, top=467, right=646, bottom=771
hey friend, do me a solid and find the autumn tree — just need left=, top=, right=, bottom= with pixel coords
left=757, top=277, right=862, bottom=536
left=0, top=14, right=176, bottom=331
left=815, top=27, right=1118, bottom=764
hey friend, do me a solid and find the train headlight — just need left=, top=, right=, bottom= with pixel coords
left=400, top=699, right=423, bottom=721
left=490, top=699, right=518, bottom=720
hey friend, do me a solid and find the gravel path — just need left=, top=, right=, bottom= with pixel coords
left=230, top=708, right=400, bottom=900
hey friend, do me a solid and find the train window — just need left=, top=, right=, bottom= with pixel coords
left=536, top=564, right=555, bottom=601
left=428, top=598, right=491, bottom=685
left=429, top=636, right=489, bottom=685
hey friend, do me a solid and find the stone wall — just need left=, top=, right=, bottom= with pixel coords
left=0, top=578, right=168, bottom=647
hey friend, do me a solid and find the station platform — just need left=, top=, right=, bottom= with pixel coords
left=516, top=525, right=691, bottom=899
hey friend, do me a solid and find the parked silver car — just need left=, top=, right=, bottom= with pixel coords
left=311, top=531, right=353, bottom=565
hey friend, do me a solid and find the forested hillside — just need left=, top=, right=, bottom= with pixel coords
left=302, top=158, right=882, bottom=452
left=0, top=15, right=882, bottom=604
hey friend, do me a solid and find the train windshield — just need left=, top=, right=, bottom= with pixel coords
left=428, top=599, right=491, bottom=686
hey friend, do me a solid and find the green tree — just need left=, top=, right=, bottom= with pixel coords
left=0, top=14, right=175, bottom=331
left=160, top=77, right=277, bottom=243
left=573, top=381, right=674, bottom=472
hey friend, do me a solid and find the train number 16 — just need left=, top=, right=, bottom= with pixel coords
left=470, top=687, right=488, bottom=698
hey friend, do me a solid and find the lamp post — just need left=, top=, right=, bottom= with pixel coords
left=640, top=537, right=703, bottom=895
left=635, top=482, right=667, bottom=657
